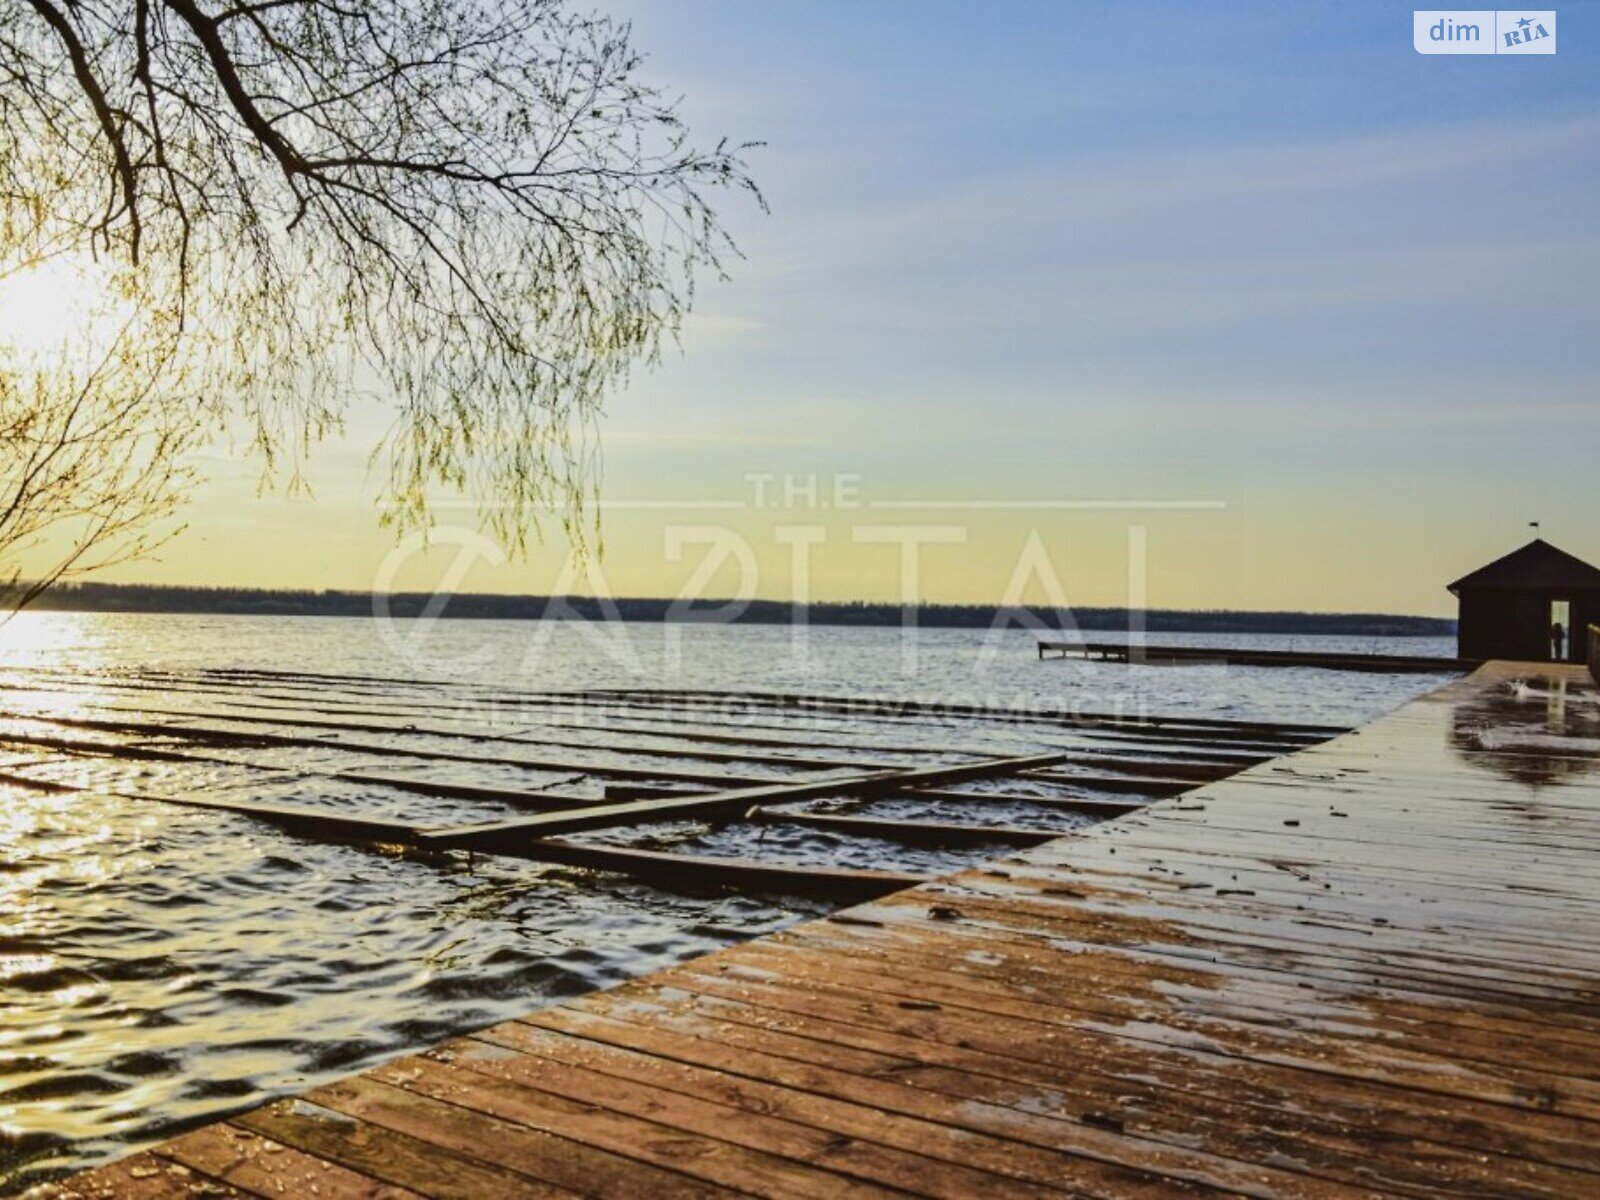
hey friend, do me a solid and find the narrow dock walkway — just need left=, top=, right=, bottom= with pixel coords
left=1038, top=640, right=1478, bottom=674
left=35, top=663, right=1600, bottom=1197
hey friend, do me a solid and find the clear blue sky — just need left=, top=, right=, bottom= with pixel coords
left=128, top=2, right=1600, bottom=614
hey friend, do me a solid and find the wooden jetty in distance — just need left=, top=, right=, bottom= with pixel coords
left=1039, top=638, right=1479, bottom=673
left=29, top=660, right=1600, bottom=1197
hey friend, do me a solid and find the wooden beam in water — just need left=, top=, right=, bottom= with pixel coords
left=225, top=675, right=1285, bottom=760
left=329, top=771, right=604, bottom=812
left=0, top=767, right=76, bottom=793
left=15, top=664, right=1296, bottom=748
left=744, top=809, right=1059, bottom=848
left=1031, top=753, right=1242, bottom=782
left=175, top=664, right=1344, bottom=741
left=8, top=664, right=1342, bottom=753
left=2, top=773, right=925, bottom=903
left=539, top=692, right=1301, bottom=756
left=79, top=700, right=891, bottom=774
left=0, top=728, right=244, bottom=766
left=510, top=838, right=928, bottom=901
left=884, top=787, right=1145, bottom=816
left=0, top=727, right=612, bottom=815
left=3, top=717, right=1172, bottom=825
left=1019, top=769, right=1191, bottom=796
left=23, top=698, right=1276, bottom=780
left=422, top=752, right=1070, bottom=850
left=142, top=792, right=925, bottom=902
left=573, top=686, right=1345, bottom=740
left=7, top=717, right=1207, bottom=803
left=600, top=782, right=698, bottom=801
left=604, top=781, right=1148, bottom=817
left=31, top=713, right=821, bottom=789
left=120, top=792, right=427, bottom=844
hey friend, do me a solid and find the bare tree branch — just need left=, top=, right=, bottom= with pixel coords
left=19, top=0, right=142, bottom=255
left=0, top=0, right=759, bottom=607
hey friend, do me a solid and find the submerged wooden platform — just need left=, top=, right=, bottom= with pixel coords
left=31, top=662, right=1600, bottom=1197
left=1039, top=639, right=1479, bottom=674
left=0, top=667, right=1323, bottom=908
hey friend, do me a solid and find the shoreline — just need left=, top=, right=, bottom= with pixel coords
left=6, top=586, right=1454, bottom=638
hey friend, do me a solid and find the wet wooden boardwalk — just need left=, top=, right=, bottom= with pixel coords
left=33, top=662, right=1600, bottom=1198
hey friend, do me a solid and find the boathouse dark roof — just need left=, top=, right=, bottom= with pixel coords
left=1448, top=539, right=1600, bottom=594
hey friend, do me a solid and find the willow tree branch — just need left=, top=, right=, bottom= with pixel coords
left=21, top=0, right=143, bottom=257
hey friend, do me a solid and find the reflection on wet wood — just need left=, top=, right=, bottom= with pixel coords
left=37, top=663, right=1600, bottom=1196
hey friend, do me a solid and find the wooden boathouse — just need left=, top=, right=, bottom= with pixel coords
left=1450, top=537, right=1600, bottom=663
left=20, top=655, right=1600, bottom=1198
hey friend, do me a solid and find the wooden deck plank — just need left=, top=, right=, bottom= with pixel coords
left=494, top=1009, right=1357, bottom=1197
left=19, top=1158, right=253, bottom=1199
left=448, top=1036, right=1139, bottom=1200
left=1012, top=843, right=1600, bottom=919
left=661, top=962, right=1600, bottom=1176
left=232, top=1099, right=576, bottom=1199
left=299, top=1074, right=731, bottom=1198
left=969, top=869, right=1600, bottom=965
left=972, top=860, right=1600, bottom=950
left=777, top=919, right=1600, bottom=1074
left=560, top=989, right=1593, bottom=1197
left=721, top=930, right=1600, bottom=1087
left=154, top=1123, right=427, bottom=1199
left=40, top=662, right=1600, bottom=1198
left=848, top=891, right=1600, bottom=1015
left=792, top=901, right=1600, bottom=1045
left=366, top=1052, right=919, bottom=1199
left=873, top=887, right=1600, bottom=998
left=696, top=940, right=1600, bottom=1118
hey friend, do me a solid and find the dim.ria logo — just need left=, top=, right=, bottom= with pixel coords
left=1413, top=10, right=1556, bottom=53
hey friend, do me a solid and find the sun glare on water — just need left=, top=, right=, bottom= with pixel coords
left=0, top=612, right=111, bottom=721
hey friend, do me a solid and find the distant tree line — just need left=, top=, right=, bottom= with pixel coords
left=6, top=581, right=1454, bottom=636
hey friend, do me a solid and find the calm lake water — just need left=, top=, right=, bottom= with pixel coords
left=0, top=613, right=1455, bottom=1191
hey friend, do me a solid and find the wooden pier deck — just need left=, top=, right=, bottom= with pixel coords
left=1038, top=640, right=1478, bottom=674
left=31, top=662, right=1600, bottom=1198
